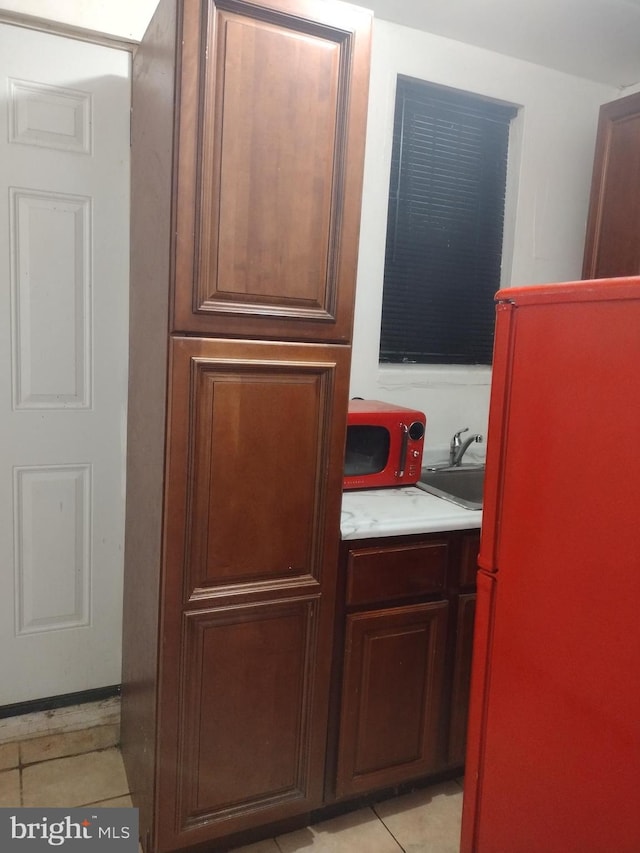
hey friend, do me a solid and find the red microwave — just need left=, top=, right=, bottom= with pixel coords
left=344, top=399, right=426, bottom=490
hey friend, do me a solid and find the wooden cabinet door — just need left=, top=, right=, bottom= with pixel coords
left=173, top=0, right=371, bottom=342
left=156, top=336, right=350, bottom=847
left=583, top=91, right=640, bottom=278
left=175, top=599, right=319, bottom=835
left=459, top=532, right=481, bottom=589
left=448, top=593, right=477, bottom=767
left=335, top=601, right=448, bottom=798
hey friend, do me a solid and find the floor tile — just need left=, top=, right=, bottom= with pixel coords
left=0, top=742, right=19, bottom=771
left=276, top=807, right=402, bottom=853
left=228, top=840, right=280, bottom=853
left=374, top=781, right=463, bottom=853
left=22, top=747, right=129, bottom=807
left=0, top=769, right=21, bottom=807
left=20, top=724, right=119, bottom=765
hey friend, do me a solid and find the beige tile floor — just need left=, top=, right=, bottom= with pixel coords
left=0, top=725, right=463, bottom=852
left=0, top=724, right=130, bottom=809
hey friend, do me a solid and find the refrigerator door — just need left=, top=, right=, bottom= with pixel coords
left=462, top=277, right=640, bottom=853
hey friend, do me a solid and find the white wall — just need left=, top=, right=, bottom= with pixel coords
left=351, top=19, right=617, bottom=455
left=0, top=0, right=156, bottom=40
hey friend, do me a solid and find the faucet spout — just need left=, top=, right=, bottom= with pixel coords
left=449, top=427, right=484, bottom=466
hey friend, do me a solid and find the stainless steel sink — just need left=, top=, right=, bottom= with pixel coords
left=416, top=464, right=484, bottom=510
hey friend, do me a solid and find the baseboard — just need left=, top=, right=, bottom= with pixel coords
left=0, top=686, right=121, bottom=745
left=0, top=685, right=120, bottom=721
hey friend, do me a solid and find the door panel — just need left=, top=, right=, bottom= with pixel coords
left=206, top=11, right=338, bottom=309
left=0, top=25, right=130, bottom=704
left=186, top=358, right=325, bottom=592
left=166, top=337, right=350, bottom=601
left=177, top=599, right=318, bottom=830
left=336, top=601, right=448, bottom=797
left=173, top=0, right=371, bottom=341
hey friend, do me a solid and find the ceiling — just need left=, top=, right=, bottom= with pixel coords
left=354, top=0, right=640, bottom=89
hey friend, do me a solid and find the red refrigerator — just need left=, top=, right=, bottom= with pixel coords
left=460, top=277, right=640, bottom=853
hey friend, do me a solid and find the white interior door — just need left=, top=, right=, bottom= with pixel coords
left=0, top=24, right=130, bottom=705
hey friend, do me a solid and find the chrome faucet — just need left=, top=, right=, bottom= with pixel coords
left=449, top=427, right=484, bottom=466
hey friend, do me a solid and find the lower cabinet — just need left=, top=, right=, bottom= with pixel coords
left=175, top=599, right=322, bottom=829
left=448, top=593, right=477, bottom=766
left=335, top=601, right=448, bottom=797
left=330, top=530, right=480, bottom=802
left=447, top=533, right=480, bottom=766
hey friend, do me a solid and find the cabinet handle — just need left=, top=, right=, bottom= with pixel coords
left=397, top=423, right=409, bottom=477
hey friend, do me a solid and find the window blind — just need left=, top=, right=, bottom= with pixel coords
left=380, top=77, right=518, bottom=365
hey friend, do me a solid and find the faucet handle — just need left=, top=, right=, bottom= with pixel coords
left=451, top=427, right=469, bottom=446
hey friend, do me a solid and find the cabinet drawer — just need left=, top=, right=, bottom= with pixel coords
left=346, top=541, right=448, bottom=607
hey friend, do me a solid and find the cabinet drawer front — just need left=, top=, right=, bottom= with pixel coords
left=346, top=541, right=448, bottom=607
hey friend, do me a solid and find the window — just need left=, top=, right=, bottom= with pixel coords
left=380, top=77, right=518, bottom=365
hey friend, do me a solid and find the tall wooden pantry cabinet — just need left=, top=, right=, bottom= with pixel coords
left=120, top=1, right=371, bottom=852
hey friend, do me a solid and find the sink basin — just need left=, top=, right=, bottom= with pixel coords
left=416, top=465, right=484, bottom=510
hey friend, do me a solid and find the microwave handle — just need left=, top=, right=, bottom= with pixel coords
left=397, top=423, right=409, bottom=477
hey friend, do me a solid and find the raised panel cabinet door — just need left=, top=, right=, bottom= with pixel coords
left=448, top=593, right=477, bottom=767
left=163, top=336, right=350, bottom=600
left=335, top=601, right=448, bottom=798
left=583, top=91, right=640, bottom=278
left=167, top=598, right=320, bottom=842
left=173, top=0, right=371, bottom=341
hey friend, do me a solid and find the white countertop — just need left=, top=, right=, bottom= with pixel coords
left=341, top=486, right=482, bottom=540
